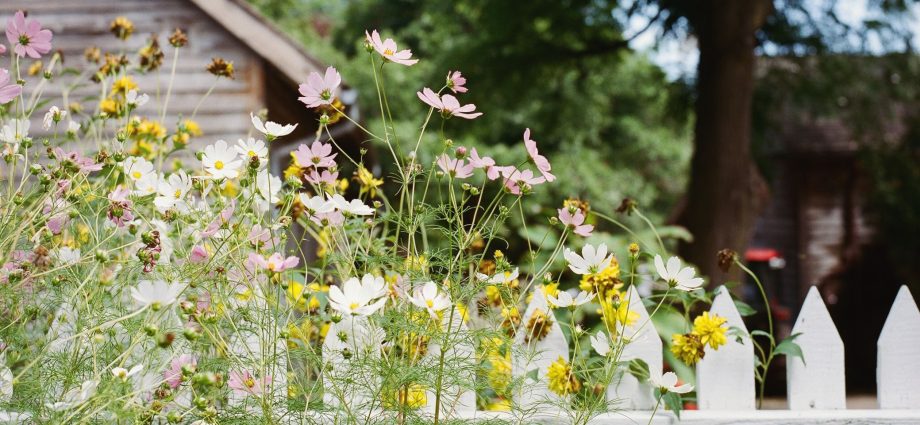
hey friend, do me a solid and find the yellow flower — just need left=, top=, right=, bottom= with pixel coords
left=27, top=61, right=42, bottom=76
left=485, top=285, right=503, bottom=307
left=404, top=255, right=428, bottom=272
left=112, top=76, right=138, bottom=96
left=355, top=165, right=383, bottom=198
left=181, top=119, right=202, bottom=136
left=136, top=119, right=166, bottom=140
left=547, top=356, right=580, bottom=396
left=382, top=384, right=427, bottom=409
left=99, top=98, right=120, bottom=116
left=692, top=311, right=728, bottom=350
left=600, top=295, right=639, bottom=332
left=485, top=398, right=511, bottom=412
left=487, top=352, right=512, bottom=394
left=579, top=259, right=622, bottom=299
left=286, top=282, right=308, bottom=312
left=500, top=306, right=520, bottom=336
left=110, top=17, right=135, bottom=40
left=671, top=333, right=705, bottom=366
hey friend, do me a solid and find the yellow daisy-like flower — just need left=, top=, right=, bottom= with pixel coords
left=286, top=281, right=308, bottom=312
left=600, top=295, right=639, bottom=332
left=355, top=165, right=383, bottom=198
left=404, top=255, right=428, bottom=272
left=500, top=306, right=520, bottom=336
left=382, top=383, right=427, bottom=409
left=579, top=259, right=622, bottom=299
left=692, top=311, right=728, bottom=350
left=112, top=76, right=138, bottom=96
left=99, top=98, right=120, bottom=116
left=547, top=356, right=581, bottom=396
left=523, top=308, right=553, bottom=344
left=671, top=333, right=705, bottom=366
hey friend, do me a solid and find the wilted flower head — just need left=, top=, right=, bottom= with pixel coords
left=206, top=57, right=234, bottom=79
left=365, top=30, right=418, bottom=66
left=168, top=27, right=188, bottom=47
left=6, top=11, right=53, bottom=59
left=109, top=17, right=134, bottom=40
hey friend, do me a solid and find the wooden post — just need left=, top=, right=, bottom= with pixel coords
left=696, top=286, right=756, bottom=410
left=786, top=286, right=845, bottom=409
left=877, top=285, right=920, bottom=409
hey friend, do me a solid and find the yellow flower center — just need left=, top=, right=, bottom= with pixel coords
left=214, top=160, right=224, bottom=170
left=426, top=300, right=434, bottom=308
left=248, top=150, right=256, bottom=157
left=131, top=171, right=141, bottom=179
left=174, top=189, right=182, bottom=198
left=384, top=49, right=394, bottom=56
left=245, top=377, right=255, bottom=388
left=349, top=302, right=359, bottom=311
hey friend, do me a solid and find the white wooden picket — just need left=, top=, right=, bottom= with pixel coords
left=607, top=285, right=662, bottom=409
left=696, top=285, right=756, bottom=410
left=786, top=286, right=846, bottom=410
left=512, top=286, right=569, bottom=408
left=877, top=285, right=920, bottom=409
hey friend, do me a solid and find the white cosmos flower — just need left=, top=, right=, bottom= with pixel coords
left=235, top=137, right=268, bottom=163
left=111, top=364, right=143, bottom=382
left=0, top=118, right=29, bottom=144
left=253, top=169, right=282, bottom=212
left=66, top=120, right=80, bottom=136
left=328, top=274, right=388, bottom=316
left=298, top=193, right=335, bottom=215
left=329, top=194, right=374, bottom=216
left=47, top=379, right=98, bottom=411
left=476, top=267, right=519, bottom=285
left=564, top=243, right=613, bottom=275
left=250, top=113, right=297, bottom=138
left=408, top=281, right=451, bottom=318
left=590, top=331, right=611, bottom=357
left=130, top=280, right=183, bottom=310
left=53, top=247, right=81, bottom=265
left=0, top=366, right=12, bottom=403
left=42, top=106, right=66, bottom=130
left=650, top=371, right=693, bottom=394
left=126, top=89, right=149, bottom=107
left=134, top=172, right=159, bottom=197
left=154, top=171, right=192, bottom=213
left=654, top=255, right=704, bottom=291
left=202, top=139, right=243, bottom=179
left=547, top=290, right=595, bottom=309
left=123, top=156, right=155, bottom=182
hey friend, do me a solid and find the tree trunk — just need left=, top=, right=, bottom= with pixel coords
left=677, top=0, right=772, bottom=282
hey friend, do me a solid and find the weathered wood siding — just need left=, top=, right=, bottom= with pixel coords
left=2, top=0, right=265, bottom=148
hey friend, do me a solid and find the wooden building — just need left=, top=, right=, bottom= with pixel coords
left=1, top=0, right=359, bottom=170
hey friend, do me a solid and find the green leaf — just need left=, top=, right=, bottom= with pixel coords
left=734, top=300, right=757, bottom=317
left=525, top=368, right=539, bottom=383
left=750, top=329, right=774, bottom=344
left=662, top=391, right=683, bottom=419
left=775, top=335, right=806, bottom=366
left=627, top=358, right=650, bottom=383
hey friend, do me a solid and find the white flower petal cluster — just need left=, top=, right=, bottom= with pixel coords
left=651, top=371, right=693, bottom=394
left=476, top=267, right=519, bottom=285
left=47, top=380, right=98, bottom=411
left=202, top=139, right=243, bottom=179
left=408, top=281, right=451, bottom=318
left=547, top=290, right=595, bottom=309
left=564, top=243, right=613, bottom=275
left=328, top=274, right=388, bottom=316
left=154, top=171, right=192, bottom=213
left=590, top=331, right=611, bottom=357
left=251, top=113, right=297, bottom=138
left=130, top=280, right=183, bottom=309
left=654, top=255, right=704, bottom=291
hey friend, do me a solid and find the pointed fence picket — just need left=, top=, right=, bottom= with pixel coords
left=696, top=285, right=756, bottom=410
left=878, top=285, right=920, bottom=409
left=607, top=285, right=662, bottom=409
left=786, top=286, right=846, bottom=410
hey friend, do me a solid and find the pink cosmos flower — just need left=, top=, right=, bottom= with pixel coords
left=163, top=354, right=197, bottom=389
left=201, top=201, right=236, bottom=238
left=197, top=291, right=212, bottom=313
left=304, top=168, right=338, bottom=186
left=6, top=11, right=53, bottom=59
left=248, top=252, right=299, bottom=273
left=501, top=167, right=546, bottom=195
left=310, top=210, right=345, bottom=227
left=54, top=148, right=102, bottom=174
left=446, top=70, right=467, bottom=93
left=298, top=66, right=341, bottom=108
left=0, top=68, right=21, bottom=104
left=107, top=187, right=134, bottom=228
left=292, top=141, right=337, bottom=168
left=469, top=148, right=503, bottom=180
left=558, top=208, right=594, bottom=237
left=228, top=370, right=271, bottom=396
left=189, top=245, right=209, bottom=263
left=436, top=154, right=474, bottom=179
left=523, top=128, right=555, bottom=182
left=365, top=30, right=418, bottom=66
left=247, top=224, right=278, bottom=248
left=43, top=196, right=70, bottom=235
left=417, top=87, right=482, bottom=119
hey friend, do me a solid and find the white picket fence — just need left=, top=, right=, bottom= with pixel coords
left=314, top=284, right=920, bottom=424
left=28, top=284, right=920, bottom=424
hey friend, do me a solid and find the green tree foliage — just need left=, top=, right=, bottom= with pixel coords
left=249, top=0, right=693, bottom=223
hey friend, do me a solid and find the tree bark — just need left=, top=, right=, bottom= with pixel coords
left=677, top=0, right=772, bottom=282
